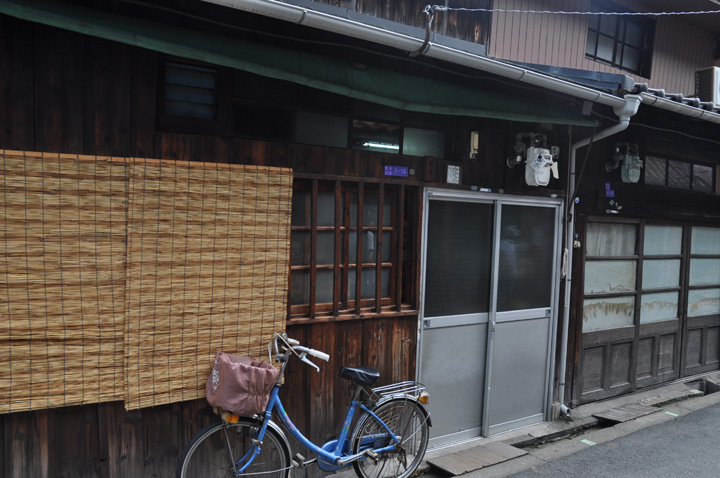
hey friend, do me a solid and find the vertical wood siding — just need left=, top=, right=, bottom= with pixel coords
left=0, top=19, right=424, bottom=476
left=489, top=0, right=718, bottom=95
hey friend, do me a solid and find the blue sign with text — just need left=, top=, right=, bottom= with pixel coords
left=384, top=165, right=409, bottom=177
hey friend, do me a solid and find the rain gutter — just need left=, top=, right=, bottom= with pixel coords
left=203, top=0, right=720, bottom=125
left=202, top=0, right=626, bottom=111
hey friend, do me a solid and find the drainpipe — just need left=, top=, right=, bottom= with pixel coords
left=557, top=94, right=642, bottom=418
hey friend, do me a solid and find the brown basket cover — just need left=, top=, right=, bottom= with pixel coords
left=206, top=352, right=280, bottom=416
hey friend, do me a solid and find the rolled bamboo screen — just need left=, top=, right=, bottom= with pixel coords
left=0, top=151, right=292, bottom=413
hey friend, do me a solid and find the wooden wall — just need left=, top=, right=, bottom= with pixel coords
left=0, top=9, right=573, bottom=475
left=566, top=121, right=720, bottom=405
left=0, top=15, right=426, bottom=477
left=489, top=0, right=719, bottom=96
left=0, top=317, right=416, bottom=478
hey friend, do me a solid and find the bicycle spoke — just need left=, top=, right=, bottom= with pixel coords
left=177, top=419, right=290, bottom=478
left=351, top=399, right=429, bottom=478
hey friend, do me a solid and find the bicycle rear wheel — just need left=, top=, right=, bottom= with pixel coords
left=177, top=417, right=290, bottom=478
left=350, top=398, right=429, bottom=478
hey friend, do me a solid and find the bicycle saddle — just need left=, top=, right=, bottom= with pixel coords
left=339, top=366, right=380, bottom=386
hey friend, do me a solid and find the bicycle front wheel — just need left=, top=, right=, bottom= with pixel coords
left=350, top=398, right=429, bottom=478
left=177, top=417, right=290, bottom=478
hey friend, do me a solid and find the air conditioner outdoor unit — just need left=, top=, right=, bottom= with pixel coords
left=695, top=67, right=720, bottom=107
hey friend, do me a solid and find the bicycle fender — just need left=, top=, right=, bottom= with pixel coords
left=373, top=396, right=432, bottom=427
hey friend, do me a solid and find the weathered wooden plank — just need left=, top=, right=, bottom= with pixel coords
left=142, top=403, right=181, bottom=478
left=129, top=48, right=157, bottom=159
left=592, top=403, right=659, bottom=423
left=84, top=38, right=132, bottom=156
left=428, top=441, right=526, bottom=475
left=98, top=403, right=144, bottom=478
left=33, top=24, right=85, bottom=154
left=53, top=406, right=100, bottom=477
left=0, top=15, right=35, bottom=150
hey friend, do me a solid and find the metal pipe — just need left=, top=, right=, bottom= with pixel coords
left=556, top=95, right=642, bottom=417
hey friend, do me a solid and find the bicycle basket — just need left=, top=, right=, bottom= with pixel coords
left=205, top=352, right=279, bottom=416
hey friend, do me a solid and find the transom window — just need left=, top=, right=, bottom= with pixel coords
left=645, top=156, right=715, bottom=193
left=585, top=1, right=654, bottom=77
left=289, top=179, right=415, bottom=319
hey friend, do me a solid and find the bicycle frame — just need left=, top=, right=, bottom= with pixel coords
left=233, top=384, right=400, bottom=474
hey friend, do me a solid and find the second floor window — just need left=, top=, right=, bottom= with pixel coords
left=585, top=1, right=654, bottom=77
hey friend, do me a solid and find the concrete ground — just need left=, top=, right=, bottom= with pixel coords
left=417, top=373, right=720, bottom=478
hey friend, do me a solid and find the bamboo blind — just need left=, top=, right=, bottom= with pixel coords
left=124, top=159, right=292, bottom=409
left=0, top=151, right=292, bottom=413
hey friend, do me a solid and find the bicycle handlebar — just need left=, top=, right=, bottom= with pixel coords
left=273, top=334, right=330, bottom=373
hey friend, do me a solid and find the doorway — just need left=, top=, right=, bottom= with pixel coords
left=418, top=189, right=562, bottom=447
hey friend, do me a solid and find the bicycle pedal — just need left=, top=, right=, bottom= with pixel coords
left=292, top=453, right=317, bottom=468
left=364, top=449, right=379, bottom=463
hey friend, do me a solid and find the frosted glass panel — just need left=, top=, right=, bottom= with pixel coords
left=640, top=292, right=678, bottom=323
left=668, top=160, right=691, bottom=189
left=317, top=270, right=334, bottom=303
left=497, top=205, right=555, bottom=311
left=688, top=288, right=720, bottom=317
left=583, top=296, right=635, bottom=332
left=586, top=222, right=636, bottom=256
left=291, top=231, right=310, bottom=265
left=348, top=268, right=389, bottom=300
left=584, top=260, right=636, bottom=294
left=644, top=225, right=682, bottom=255
left=317, top=232, right=335, bottom=265
left=317, top=192, right=336, bottom=227
left=642, top=259, right=680, bottom=289
left=692, top=227, right=720, bottom=254
left=689, top=259, right=720, bottom=286
left=292, top=191, right=310, bottom=226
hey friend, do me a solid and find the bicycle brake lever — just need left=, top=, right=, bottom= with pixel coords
left=300, top=354, right=320, bottom=372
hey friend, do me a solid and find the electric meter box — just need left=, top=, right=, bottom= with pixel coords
left=525, top=147, right=556, bottom=187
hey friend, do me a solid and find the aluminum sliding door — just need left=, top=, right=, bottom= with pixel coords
left=419, top=190, right=561, bottom=446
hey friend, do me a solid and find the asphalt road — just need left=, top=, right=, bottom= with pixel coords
left=507, top=401, right=720, bottom=478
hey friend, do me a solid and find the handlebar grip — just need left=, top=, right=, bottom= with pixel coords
left=286, top=337, right=300, bottom=346
left=309, top=349, right=330, bottom=362
left=295, top=345, right=330, bottom=362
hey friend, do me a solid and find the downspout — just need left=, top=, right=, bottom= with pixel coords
left=557, top=94, right=642, bottom=418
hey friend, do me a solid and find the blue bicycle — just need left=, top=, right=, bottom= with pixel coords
left=177, top=334, right=431, bottom=478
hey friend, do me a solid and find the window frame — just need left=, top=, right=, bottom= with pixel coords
left=289, top=178, right=415, bottom=321
left=585, top=0, right=655, bottom=77
left=644, top=154, right=716, bottom=193
left=581, top=219, right=695, bottom=334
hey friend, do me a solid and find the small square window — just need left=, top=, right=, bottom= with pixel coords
left=402, top=127, right=445, bottom=158
left=164, top=62, right=216, bottom=120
